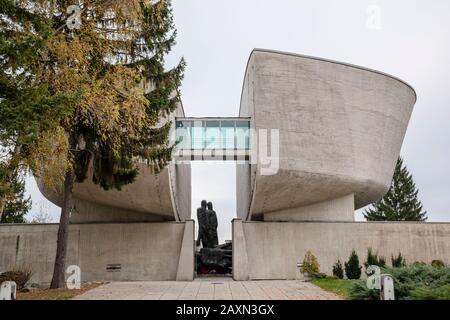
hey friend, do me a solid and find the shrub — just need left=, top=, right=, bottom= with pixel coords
left=310, top=272, right=327, bottom=279
left=410, top=284, right=450, bottom=300
left=348, top=282, right=380, bottom=300
left=349, top=264, right=450, bottom=300
left=364, top=248, right=386, bottom=269
left=332, top=260, right=344, bottom=279
left=0, top=267, right=32, bottom=291
left=345, top=250, right=362, bottom=280
left=431, top=260, right=446, bottom=268
left=301, top=251, right=320, bottom=274
left=391, top=252, right=406, bottom=268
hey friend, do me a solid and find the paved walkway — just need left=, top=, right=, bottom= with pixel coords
left=73, top=278, right=341, bottom=300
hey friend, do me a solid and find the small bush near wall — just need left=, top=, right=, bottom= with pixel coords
left=431, top=260, right=446, bottom=268
left=391, top=252, right=407, bottom=268
left=332, top=260, right=344, bottom=279
left=364, top=248, right=386, bottom=269
left=349, top=265, right=450, bottom=300
left=345, top=250, right=362, bottom=280
left=301, top=251, right=320, bottom=274
left=0, top=267, right=32, bottom=291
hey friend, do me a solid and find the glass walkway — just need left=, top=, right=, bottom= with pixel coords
left=175, top=117, right=250, bottom=160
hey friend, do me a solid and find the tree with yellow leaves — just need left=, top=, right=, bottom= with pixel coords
left=0, top=0, right=185, bottom=288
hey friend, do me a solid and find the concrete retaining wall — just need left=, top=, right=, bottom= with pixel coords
left=233, top=219, right=450, bottom=280
left=0, top=221, right=195, bottom=286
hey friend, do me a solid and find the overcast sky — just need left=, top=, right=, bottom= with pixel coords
left=25, top=0, right=450, bottom=242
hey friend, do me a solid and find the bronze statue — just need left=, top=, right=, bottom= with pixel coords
left=196, top=200, right=219, bottom=248
left=195, top=201, right=232, bottom=274
left=206, top=202, right=219, bottom=248
left=196, top=200, right=208, bottom=247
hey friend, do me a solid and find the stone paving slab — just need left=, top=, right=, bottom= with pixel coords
left=73, top=278, right=342, bottom=300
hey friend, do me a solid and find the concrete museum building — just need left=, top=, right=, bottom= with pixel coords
left=1, top=49, right=449, bottom=284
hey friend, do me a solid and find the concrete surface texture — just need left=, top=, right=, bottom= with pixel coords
left=232, top=219, right=450, bottom=280
left=237, top=49, right=417, bottom=222
left=0, top=222, right=195, bottom=285
left=73, top=278, right=341, bottom=300
left=37, top=102, right=191, bottom=223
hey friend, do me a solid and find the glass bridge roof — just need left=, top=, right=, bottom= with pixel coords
left=175, top=118, right=250, bottom=150
left=174, top=118, right=250, bottom=161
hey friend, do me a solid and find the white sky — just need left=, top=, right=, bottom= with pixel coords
left=25, top=0, right=450, bottom=242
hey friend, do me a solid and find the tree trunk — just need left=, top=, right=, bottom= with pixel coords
left=50, top=168, right=75, bottom=289
left=0, top=202, right=4, bottom=222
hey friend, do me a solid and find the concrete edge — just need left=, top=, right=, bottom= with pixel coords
left=253, top=48, right=417, bottom=102
left=240, top=220, right=450, bottom=225
left=232, top=219, right=250, bottom=281
left=176, top=220, right=195, bottom=281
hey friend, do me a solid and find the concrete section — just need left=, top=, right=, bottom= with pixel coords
left=264, top=194, right=355, bottom=222
left=73, top=278, right=342, bottom=300
left=238, top=49, right=416, bottom=221
left=0, top=222, right=194, bottom=285
left=176, top=220, right=195, bottom=281
left=233, top=220, right=450, bottom=280
left=232, top=219, right=250, bottom=281
left=69, top=198, right=166, bottom=223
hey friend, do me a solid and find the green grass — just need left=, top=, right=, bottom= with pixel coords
left=311, top=278, right=360, bottom=299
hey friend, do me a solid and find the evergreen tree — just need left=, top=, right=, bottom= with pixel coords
left=1, top=0, right=184, bottom=288
left=332, top=260, right=344, bottom=279
left=391, top=252, right=406, bottom=268
left=364, top=248, right=386, bottom=269
left=364, top=157, right=427, bottom=221
left=345, top=250, right=362, bottom=280
left=0, top=167, right=31, bottom=223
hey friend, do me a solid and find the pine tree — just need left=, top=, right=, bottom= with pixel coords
left=364, top=248, right=386, bottom=269
left=332, top=260, right=344, bottom=279
left=1, top=0, right=184, bottom=288
left=345, top=250, right=362, bottom=280
left=0, top=167, right=31, bottom=223
left=364, top=157, right=427, bottom=221
left=391, top=252, right=406, bottom=268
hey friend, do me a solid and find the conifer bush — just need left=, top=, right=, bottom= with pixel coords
left=349, top=265, right=450, bottom=300
left=345, top=250, right=362, bottom=280
left=332, top=260, right=344, bottom=279
left=391, top=253, right=407, bottom=268
left=364, top=248, right=386, bottom=269
left=301, top=251, right=320, bottom=274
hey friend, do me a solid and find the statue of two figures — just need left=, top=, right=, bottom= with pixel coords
left=195, top=200, right=232, bottom=275
left=196, top=200, right=218, bottom=249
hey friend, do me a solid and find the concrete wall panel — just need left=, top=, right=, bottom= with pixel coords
left=233, top=220, right=450, bottom=280
left=0, top=222, right=194, bottom=285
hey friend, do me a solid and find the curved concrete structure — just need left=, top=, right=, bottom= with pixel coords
left=237, top=49, right=416, bottom=221
left=38, top=102, right=191, bottom=223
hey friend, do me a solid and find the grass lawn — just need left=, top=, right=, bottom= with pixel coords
left=17, top=283, right=103, bottom=300
left=311, top=278, right=360, bottom=299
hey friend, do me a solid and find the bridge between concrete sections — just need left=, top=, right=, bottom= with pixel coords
left=174, top=117, right=251, bottom=161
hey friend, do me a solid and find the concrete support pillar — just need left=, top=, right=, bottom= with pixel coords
left=176, top=220, right=195, bottom=281
left=232, top=219, right=250, bottom=281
